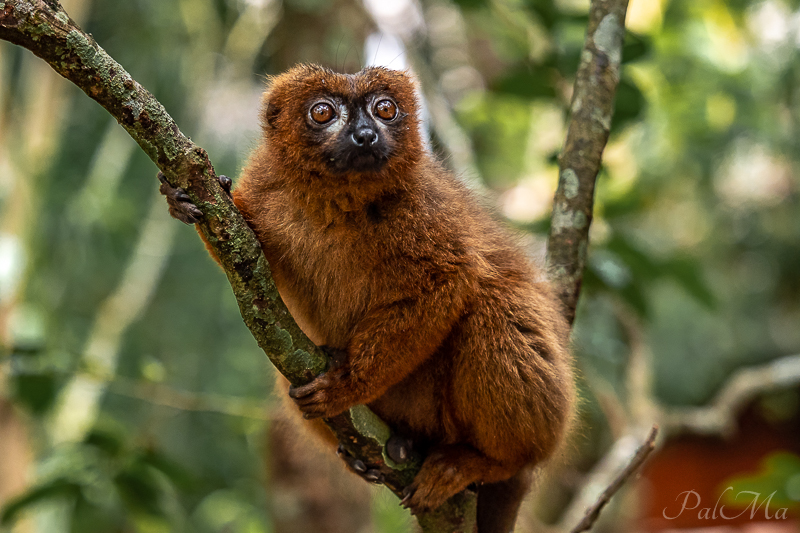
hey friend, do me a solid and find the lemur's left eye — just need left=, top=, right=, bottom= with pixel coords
left=310, top=102, right=335, bottom=124
left=374, top=99, right=398, bottom=121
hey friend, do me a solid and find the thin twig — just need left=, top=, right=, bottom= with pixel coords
left=108, top=376, right=271, bottom=420
left=570, top=425, right=659, bottom=533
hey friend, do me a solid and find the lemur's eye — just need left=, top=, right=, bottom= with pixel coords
left=374, top=99, right=398, bottom=121
left=310, top=102, right=335, bottom=124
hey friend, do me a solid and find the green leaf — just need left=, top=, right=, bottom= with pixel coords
left=604, top=234, right=715, bottom=310
left=451, top=0, right=488, bottom=9
left=586, top=253, right=649, bottom=317
left=602, top=188, right=650, bottom=219
left=12, top=373, right=59, bottom=415
left=138, top=450, right=195, bottom=491
left=605, top=234, right=662, bottom=282
left=84, top=429, right=125, bottom=458
left=114, top=468, right=164, bottom=517
left=522, top=0, right=560, bottom=29
left=556, top=47, right=583, bottom=78
left=71, top=494, right=124, bottom=533
left=623, top=31, right=651, bottom=63
left=491, top=65, right=557, bottom=99
left=661, top=257, right=716, bottom=310
left=1, top=479, right=81, bottom=525
left=720, top=452, right=800, bottom=510
left=612, top=77, right=645, bottom=132
left=618, top=281, right=650, bottom=318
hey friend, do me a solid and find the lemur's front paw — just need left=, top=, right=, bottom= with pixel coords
left=286, top=345, right=357, bottom=419
left=157, top=172, right=232, bottom=224
left=287, top=365, right=357, bottom=419
left=158, top=172, right=202, bottom=224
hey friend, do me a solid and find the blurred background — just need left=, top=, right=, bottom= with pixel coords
left=1, top=0, right=799, bottom=531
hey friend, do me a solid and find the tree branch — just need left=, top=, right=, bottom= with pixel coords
left=662, top=353, right=800, bottom=437
left=546, top=0, right=630, bottom=324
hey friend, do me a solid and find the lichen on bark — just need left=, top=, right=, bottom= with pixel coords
left=546, top=0, right=630, bottom=325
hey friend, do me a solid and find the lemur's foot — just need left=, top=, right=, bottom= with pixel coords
left=386, top=434, right=413, bottom=465
left=335, top=434, right=412, bottom=487
left=337, top=445, right=385, bottom=484
left=218, top=174, right=232, bottom=195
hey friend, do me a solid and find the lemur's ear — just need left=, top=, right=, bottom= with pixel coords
left=264, top=100, right=280, bottom=129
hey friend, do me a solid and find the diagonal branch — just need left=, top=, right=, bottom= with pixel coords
left=0, top=0, right=416, bottom=504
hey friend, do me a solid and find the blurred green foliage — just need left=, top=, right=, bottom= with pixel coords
left=1, top=0, right=799, bottom=531
left=721, top=451, right=800, bottom=510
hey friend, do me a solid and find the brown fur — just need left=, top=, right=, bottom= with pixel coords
left=205, top=64, right=573, bottom=529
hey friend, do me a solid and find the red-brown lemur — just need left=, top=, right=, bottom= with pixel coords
left=160, top=64, right=575, bottom=533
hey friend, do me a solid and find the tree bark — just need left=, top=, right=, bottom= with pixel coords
left=547, top=0, right=630, bottom=324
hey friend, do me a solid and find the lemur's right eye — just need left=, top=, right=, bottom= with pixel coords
left=310, top=102, right=335, bottom=124
left=374, top=99, right=398, bottom=121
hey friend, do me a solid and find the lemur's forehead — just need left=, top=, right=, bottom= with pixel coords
left=288, top=66, right=413, bottom=102
left=350, top=68, right=412, bottom=97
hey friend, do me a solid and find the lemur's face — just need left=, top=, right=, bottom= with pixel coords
left=261, top=65, right=422, bottom=176
left=303, top=88, right=407, bottom=173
